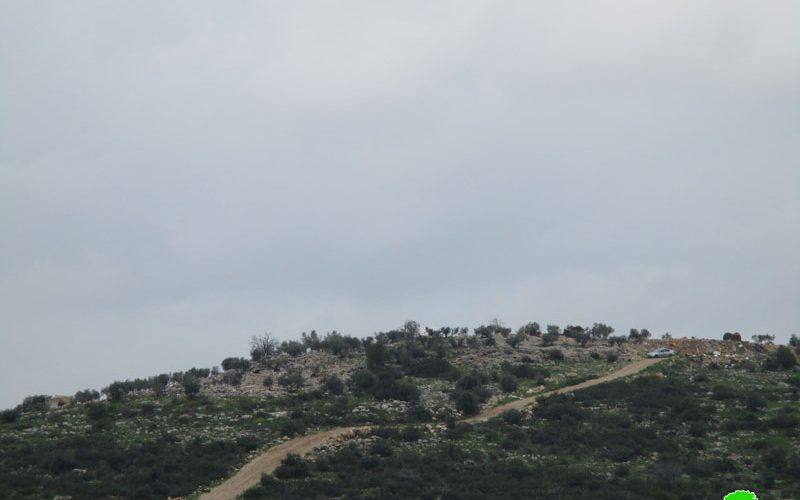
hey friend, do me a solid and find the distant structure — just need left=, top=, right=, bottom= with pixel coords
left=47, top=395, right=73, bottom=410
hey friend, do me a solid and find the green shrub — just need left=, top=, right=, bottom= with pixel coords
left=370, top=438, right=393, bottom=457
left=222, top=370, right=243, bottom=386
left=280, top=419, right=306, bottom=437
left=775, top=346, right=798, bottom=370
left=546, top=349, right=565, bottom=361
left=281, top=340, right=306, bottom=357
left=606, top=352, right=619, bottom=363
left=541, top=331, right=559, bottom=346
left=400, top=426, right=423, bottom=441
left=278, top=370, right=305, bottom=392
left=536, top=399, right=587, bottom=421
left=348, top=369, right=377, bottom=395
left=221, top=357, right=251, bottom=371
left=455, top=390, right=480, bottom=416
left=394, top=380, right=421, bottom=403
left=0, top=408, right=20, bottom=423
left=323, top=374, right=345, bottom=395
left=499, top=374, right=519, bottom=393
left=274, top=454, right=310, bottom=479
left=374, top=376, right=420, bottom=403
left=365, top=342, right=390, bottom=371
left=74, top=389, right=100, bottom=403
left=21, top=395, right=49, bottom=412
left=501, top=409, right=523, bottom=425
left=456, top=373, right=481, bottom=391
left=746, top=392, right=767, bottom=411
left=711, top=384, right=738, bottom=400
left=504, top=363, right=549, bottom=380
left=608, top=336, right=627, bottom=346
left=404, top=357, right=459, bottom=379
left=183, top=376, right=201, bottom=398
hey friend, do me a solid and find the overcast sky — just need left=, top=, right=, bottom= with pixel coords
left=1, top=1, right=798, bottom=409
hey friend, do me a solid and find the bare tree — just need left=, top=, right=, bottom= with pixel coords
left=250, top=333, right=279, bottom=362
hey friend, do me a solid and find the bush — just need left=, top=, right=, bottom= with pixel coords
left=537, top=400, right=587, bottom=421
left=746, top=392, right=767, bottom=411
left=546, top=349, right=565, bottom=361
left=775, top=346, right=797, bottom=370
left=404, top=357, right=459, bottom=379
left=274, top=454, right=310, bottom=479
left=263, top=376, right=273, bottom=388
left=0, top=408, right=20, bottom=424
left=769, top=411, right=800, bottom=429
left=505, top=332, right=527, bottom=348
left=408, top=405, right=433, bottom=423
left=711, top=384, right=738, bottom=400
left=608, top=336, right=627, bottom=347
left=394, top=380, right=421, bottom=403
left=456, top=373, right=481, bottom=391
left=222, top=370, right=243, bottom=387
left=280, top=420, right=306, bottom=437
left=183, top=376, right=201, bottom=398
left=21, top=395, right=48, bottom=412
left=502, top=409, right=523, bottom=425
left=323, top=374, right=345, bottom=395
left=366, top=342, right=390, bottom=371
left=590, top=352, right=601, bottom=360
left=221, top=357, right=251, bottom=371
left=541, top=331, right=559, bottom=347
left=186, top=367, right=210, bottom=378
left=278, top=370, right=305, bottom=392
left=454, top=391, right=480, bottom=416
left=606, top=352, right=619, bottom=363
left=504, top=363, right=549, bottom=380
left=85, top=402, right=111, bottom=430
left=320, top=331, right=362, bottom=357
left=499, top=374, right=519, bottom=393
left=370, top=438, right=393, bottom=457
left=517, top=322, right=541, bottom=336
left=374, top=376, right=420, bottom=403
left=400, top=426, right=423, bottom=441
left=281, top=340, right=306, bottom=357
left=74, top=389, right=100, bottom=403
left=348, top=370, right=377, bottom=395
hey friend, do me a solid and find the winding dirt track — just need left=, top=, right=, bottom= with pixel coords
left=198, top=357, right=663, bottom=500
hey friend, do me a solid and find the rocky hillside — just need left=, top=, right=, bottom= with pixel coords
left=0, top=324, right=795, bottom=499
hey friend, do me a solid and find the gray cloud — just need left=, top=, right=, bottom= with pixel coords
left=2, top=1, right=799, bottom=408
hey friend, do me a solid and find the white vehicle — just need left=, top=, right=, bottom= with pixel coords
left=647, top=347, right=675, bottom=358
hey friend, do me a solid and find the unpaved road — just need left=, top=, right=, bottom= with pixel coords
left=464, top=357, right=663, bottom=423
left=198, top=357, right=664, bottom=500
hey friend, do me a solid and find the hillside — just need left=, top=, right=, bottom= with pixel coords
left=1, top=324, right=798, bottom=499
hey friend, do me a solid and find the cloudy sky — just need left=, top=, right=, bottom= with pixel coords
left=1, top=1, right=798, bottom=409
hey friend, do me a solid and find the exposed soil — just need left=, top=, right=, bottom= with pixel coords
left=198, top=357, right=664, bottom=500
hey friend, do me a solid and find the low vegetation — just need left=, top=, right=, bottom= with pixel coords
left=1, top=321, right=797, bottom=499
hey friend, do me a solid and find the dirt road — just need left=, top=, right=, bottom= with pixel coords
left=198, top=357, right=664, bottom=500
left=464, top=357, right=663, bottom=422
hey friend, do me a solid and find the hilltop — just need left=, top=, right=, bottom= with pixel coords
left=1, top=323, right=798, bottom=499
